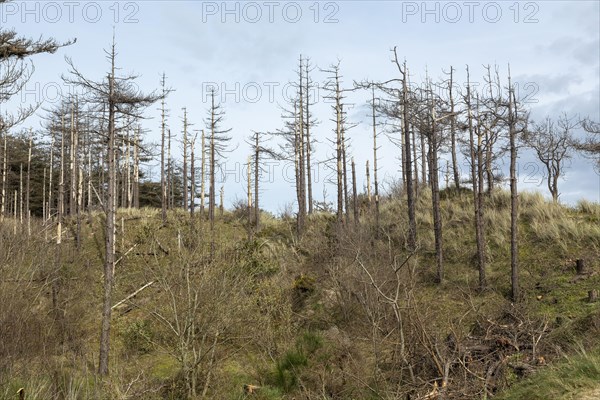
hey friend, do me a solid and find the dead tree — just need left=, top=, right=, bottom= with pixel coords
left=446, top=66, right=460, bottom=189
left=25, top=129, right=32, bottom=235
left=304, top=57, right=318, bottom=215
left=507, top=68, right=519, bottom=302
left=395, top=52, right=417, bottom=251
left=465, top=67, right=486, bottom=291
left=1, top=130, right=7, bottom=220
left=525, top=114, right=577, bottom=202
left=159, top=73, right=171, bottom=224
left=181, top=107, right=189, bottom=212
left=370, top=88, right=381, bottom=233
left=205, top=89, right=232, bottom=256
left=322, top=63, right=347, bottom=227
left=190, top=131, right=198, bottom=216
left=63, top=38, right=162, bottom=376
left=351, top=157, right=359, bottom=225
left=200, top=129, right=206, bottom=217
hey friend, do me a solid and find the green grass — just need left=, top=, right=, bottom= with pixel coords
left=495, top=350, right=600, bottom=400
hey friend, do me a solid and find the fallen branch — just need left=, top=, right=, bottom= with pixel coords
left=112, top=281, right=155, bottom=310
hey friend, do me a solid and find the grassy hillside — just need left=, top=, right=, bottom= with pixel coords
left=1, top=188, right=599, bottom=399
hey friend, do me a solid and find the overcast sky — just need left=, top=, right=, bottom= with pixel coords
left=3, top=0, right=599, bottom=211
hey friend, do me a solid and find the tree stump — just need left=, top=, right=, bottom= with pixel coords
left=588, top=289, right=598, bottom=303
left=576, top=259, right=586, bottom=275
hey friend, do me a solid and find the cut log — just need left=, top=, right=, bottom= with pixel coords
left=588, top=289, right=598, bottom=303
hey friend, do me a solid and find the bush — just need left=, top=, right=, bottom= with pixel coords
left=121, top=319, right=154, bottom=355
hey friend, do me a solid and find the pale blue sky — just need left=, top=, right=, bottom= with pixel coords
left=4, top=1, right=599, bottom=210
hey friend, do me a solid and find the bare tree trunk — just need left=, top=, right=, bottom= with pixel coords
left=305, top=60, right=313, bottom=215
left=43, top=167, right=47, bottom=222
left=335, top=74, right=344, bottom=226
left=429, top=102, right=443, bottom=283
left=485, top=129, right=494, bottom=194
left=200, top=130, right=205, bottom=218
left=449, top=67, right=460, bottom=189
left=126, top=128, right=132, bottom=208
left=341, top=119, right=349, bottom=224
left=0, top=129, right=6, bottom=221
left=398, top=56, right=417, bottom=251
left=254, top=131, right=260, bottom=229
left=49, top=129, right=55, bottom=221
left=419, top=128, right=426, bottom=190
left=26, top=130, right=32, bottom=236
left=351, top=157, right=358, bottom=225
left=401, top=108, right=407, bottom=188
left=87, top=120, right=92, bottom=213
left=70, top=103, right=76, bottom=216
left=466, top=68, right=486, bottom=291
left=58, top=115, right=65, bottom=245
left=182, top=108, right=188, bottom=212
left=167, top=128, right=173, bottom=209
left=209, top=94, right=216, bottom=257
left=133, top=126, right=140, bottom=209
left=366, top=161, right=371, bottom=202
left=247, top=155, right=252, bottom=236
left=76, top=165, right=82, bottom=249
left=160, top=73, right=168, bottom=224
left=99, top=54, right=117, bottom=376
left=508, top=71, right=519, bottom=302
left=19, top=163, right=23, bottom=226
left=219, top=186, right=224, bottom=217
left=371, top=88, right=380, bottom=234
left=297, top=55, right=307, bottom=232
left=190, top=132, right=196, bottom=216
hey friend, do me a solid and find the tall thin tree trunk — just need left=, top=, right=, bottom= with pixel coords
left=0, top=130, right=6, bottom=221
left=209, top=94, right=216, bottom=258
left=19, top=163, right=23, bottom=226
left=429, top=94, right=443, bottom=283
left=335, top=74, right=344, bottom=226
left=297, top=55, right=307, bottom=231
left=190, top=132, right=196, bottom=216
left=182, top=108, right=188, bottom=212
left=70, top=103, right=76, bottom=216
left=341, top=118, right=349, bottom=224
left=43, top=168, right=47, bottom=222
left=467, top=71, right=486, bottom=291
left=49, top=129, right=55, bottom=221
left=200, top=130, right=205, bottom=218
left=87, top=120, right=92, bottom=213
left=449, top=67, right=460, bottom=189
left=58, top=115, right=65, bottom=245
left=133, top=126, right=140, bottom=209
left=26, top=130, right=32, bottom=236
left=371, top=88, right=380, bottom=234
left=126, top=128, right=132, bottom=208
left=160, top=73, right=168, bottom=224
left=99, top=54, right=117, bottom=376
left=247, top=155, right=252, bottom=235
left=419, top=128, right=426, bottom=190
left=401, top=60, right=417, bottom=251
left=305, top=61, right=313, bottom=215
left=167, top=129, right=173, bottom=209
left=351, top=158, right=358, bottom=225
left=366, top=160, right=371, bottom=203
left=508, top=71, right=519, bottom=302
left=254, top=131, right=260, bottom=229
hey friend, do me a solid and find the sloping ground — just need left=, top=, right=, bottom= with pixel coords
left=579, top=388, right=600, bottom=400
left=495, top=351, right=600, bottom=400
